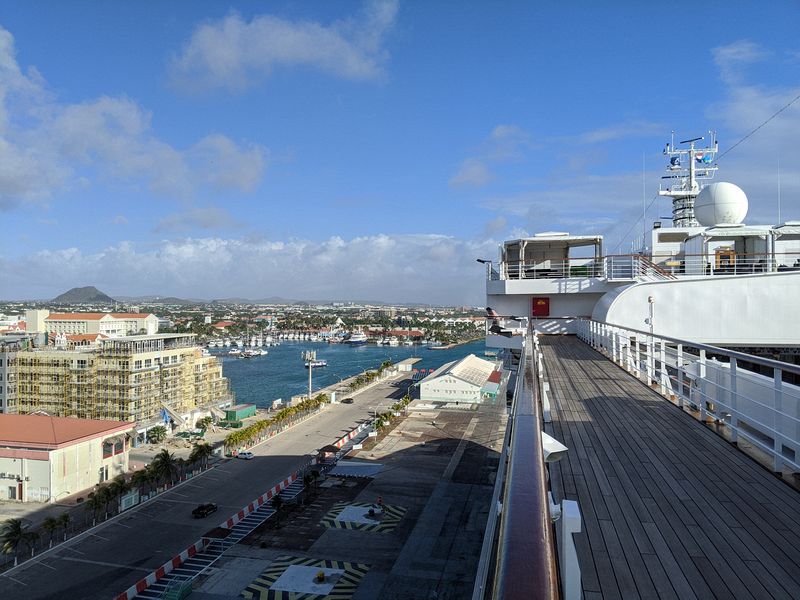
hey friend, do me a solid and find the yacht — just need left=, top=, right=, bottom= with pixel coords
left=387, top=336, right=400, bottom=346
left=346, top=331, right=368, bottom=345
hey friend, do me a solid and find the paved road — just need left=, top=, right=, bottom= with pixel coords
left=0, top=376, right=409, bottom=600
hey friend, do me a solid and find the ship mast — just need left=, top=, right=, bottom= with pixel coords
left=658, top=132, right=719, bottom=227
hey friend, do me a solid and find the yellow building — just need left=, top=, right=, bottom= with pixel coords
left=10, top=334, right=233, bottom=436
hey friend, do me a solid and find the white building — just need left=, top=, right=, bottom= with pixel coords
left=419, top=354, right=506, bottom=405
left=25, top=310, right=159, bottom=337
left=0, top=414, right=134, bottom=503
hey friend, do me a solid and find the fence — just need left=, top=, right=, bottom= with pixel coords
left=578, top=319, right=800, bottom=473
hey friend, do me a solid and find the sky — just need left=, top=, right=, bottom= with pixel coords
left=1, top=1, right=800, bottom=305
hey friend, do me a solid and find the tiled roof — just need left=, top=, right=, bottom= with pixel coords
left=110, top=313, right=153, bottom=319
left=0, top=414, right=134, bottom=449
left=46, top=313, right=106, bottom=320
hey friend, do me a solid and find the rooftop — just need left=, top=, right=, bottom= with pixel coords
left=0, top=414, right=135, bottom=449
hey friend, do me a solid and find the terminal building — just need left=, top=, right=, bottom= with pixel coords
left=419, top=354, right=507, bottom=405
left=1, top=334, right=233, bottom=442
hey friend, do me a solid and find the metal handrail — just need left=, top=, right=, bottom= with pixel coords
left=492, top=333, right=559, bottom=600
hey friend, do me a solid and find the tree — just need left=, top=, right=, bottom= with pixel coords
left=130, top=467, right=153, bottom=496
left=84, top=493, right=103, bottom=526
left=58, top=513, right=71, bottom=542
left=152, top=449, right=179, bottom=486
left=41, top=516, right=59, bottom=549
left=189, top=442, right=214, bottom=470
left=146, top=425, right=167, bottom=445
left=1, top=519, right=29, bottom=566
left=195, top=416, right=213, bottom=432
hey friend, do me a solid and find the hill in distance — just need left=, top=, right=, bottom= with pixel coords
left=52, top=286, right=115, bottom=304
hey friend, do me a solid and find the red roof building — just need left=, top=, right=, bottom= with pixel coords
left=0, top=414, right=134, bottom=503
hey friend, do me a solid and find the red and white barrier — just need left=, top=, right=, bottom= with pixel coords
left=220, top=471, right=299, bottom=529
left=114, top=538, right=207, bottom=600
left=333, top=423, right=368, bottom=449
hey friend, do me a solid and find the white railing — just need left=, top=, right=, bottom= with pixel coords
left=498, top=258, right=603, bottom=280
left=578, top=320, right=800, bottom=472
left=491, top=252, right=800, bottom=282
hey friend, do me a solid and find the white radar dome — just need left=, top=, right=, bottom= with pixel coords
left=695, top=182, right=748, bottom=226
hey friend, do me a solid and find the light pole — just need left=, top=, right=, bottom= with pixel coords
left=302, top=350, right=316, bottom=400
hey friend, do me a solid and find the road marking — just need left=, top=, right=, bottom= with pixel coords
left=167, top=491, right=189, bottom=498
left=87, top=532, right=110, bottom=541
left=1, top=574, right=28, bottom=585
left=60, top=546, right=86, bottom=556
left=37, top=561, right=57, bottom=571
left=58, top=556, right=153, bottom=572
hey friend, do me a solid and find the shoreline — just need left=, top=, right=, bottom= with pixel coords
left=427, top=336, right=484, bottom=351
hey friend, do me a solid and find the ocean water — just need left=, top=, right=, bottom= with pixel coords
left=212, top=339, right=486, bottom=408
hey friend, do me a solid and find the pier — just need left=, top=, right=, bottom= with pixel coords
left=543, top=336, right=800, bottom=599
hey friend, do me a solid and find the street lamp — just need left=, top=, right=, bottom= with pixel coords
left=302, top=350, right=316, bottom=399
left=476, top=258, right=493, bottom=280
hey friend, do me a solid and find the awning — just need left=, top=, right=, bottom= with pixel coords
left=328, top=461, right=384, bottom=478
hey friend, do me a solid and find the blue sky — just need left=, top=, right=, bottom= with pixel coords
left=1, top=1, right=800, bottom=304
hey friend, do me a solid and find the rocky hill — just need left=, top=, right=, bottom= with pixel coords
left=52, top=286, right=115, bottom=304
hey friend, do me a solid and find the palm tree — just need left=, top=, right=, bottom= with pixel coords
left=58, top=513, right=71, bottom=542
left=189, top=442, right=214, bottom=471
left=85, top=492, right=104, bottom=526
left=0, top=519, right=27, bottom=566
left=107, top=476, right=131, bottom=515
left=41, top=516, right=59, bottom=549
left=152, top=449, right=179, bottom=487
left=130, top=467, right=152, bottom=496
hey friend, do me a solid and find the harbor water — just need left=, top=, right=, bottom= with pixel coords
left=213, top=340, right=486, bottom=408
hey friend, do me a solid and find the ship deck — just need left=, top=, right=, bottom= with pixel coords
left=543, top=336, right=800, bottom=600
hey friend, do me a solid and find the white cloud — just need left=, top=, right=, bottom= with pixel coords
left=169, top=1, right=398, bottom=92
left=712, top=40, right=770, bottom=85
left=577, top=119, right=663, bottom=144
left=483, top=215, right=507, bottom=237
left=488, top=124, right=531, bottom=160
left=0, top=26, right=267, bottom=209
left=0, top=233, right=496, bottom=305
left=449, top=124, right=531, bottom=188
left=155, top=207, right=241, bottom=232
left=449, top=158, right=492, bottom=189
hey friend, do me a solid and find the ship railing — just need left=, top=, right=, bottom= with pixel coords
left=473, top=329, right=576, bottom=600
left=578, top=319, right=800, bottom=474
left=656, top=252, right=800, bottom=277
left=497, top=258, right=604, bottom=280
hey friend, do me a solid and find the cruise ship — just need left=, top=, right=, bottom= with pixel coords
left=476, top=133, right=800, bottom=599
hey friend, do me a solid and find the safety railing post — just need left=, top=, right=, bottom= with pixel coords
left=676, top=344, right=684, bottom=408
left=729, top=358, right=738, bottom=443
left=611, top=328, right=618, bottom=364
left=774, top=368, right=783, bottom=473
left=659, top=340, right=667, bottom=396
left=699, top=350, right=707, bottom=421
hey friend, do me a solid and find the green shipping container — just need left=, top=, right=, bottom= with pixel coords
left=225, top=404, right=256, bottom=421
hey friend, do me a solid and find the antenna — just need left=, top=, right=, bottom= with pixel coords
left=778, top=153, right=782, bottom=224
left=658, top=131, right=719, bottom=228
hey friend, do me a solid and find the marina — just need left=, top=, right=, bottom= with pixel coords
left=211, top=339, right=485, bottom=408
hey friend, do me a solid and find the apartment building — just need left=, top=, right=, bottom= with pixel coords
left=9, top=334, right=233, bottom=439
left=25, top=310, right=159, bottom=336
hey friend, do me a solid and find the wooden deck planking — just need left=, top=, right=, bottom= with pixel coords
left=541, top=336, right=800, bottom=600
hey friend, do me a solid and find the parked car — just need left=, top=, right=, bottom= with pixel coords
left=192, top=503, right=218, bottom=518
left=341, top=398, right=354, bottom=404
left=237, top=451, right=255, bottom=460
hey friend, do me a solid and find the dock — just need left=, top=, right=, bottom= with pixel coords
left=543, top=336, right=800, bottom=600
